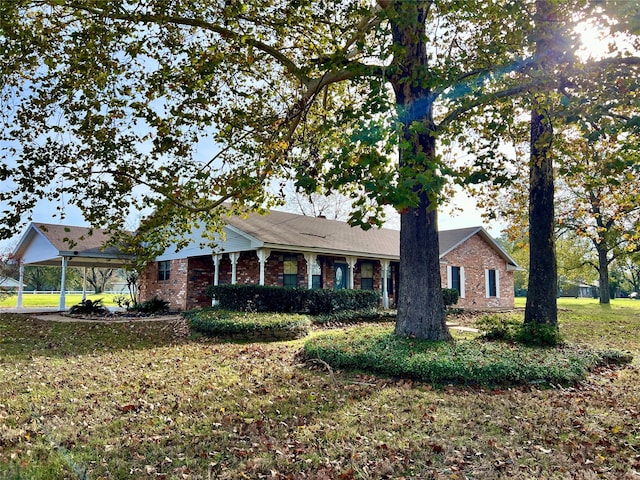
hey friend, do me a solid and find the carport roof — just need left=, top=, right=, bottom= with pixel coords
left=12, top=223, right=132, bottom=268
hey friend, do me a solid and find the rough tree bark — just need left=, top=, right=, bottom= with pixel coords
left=525, top=0, right=559, bottom=326
left=389, top=1, right=451, bottom=341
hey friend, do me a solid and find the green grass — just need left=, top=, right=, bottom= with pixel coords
left=0, top=293, right=121, bottom=308
left=303, top=326, right=621, bottom=386
left=1, top=298, right=640, bottom=479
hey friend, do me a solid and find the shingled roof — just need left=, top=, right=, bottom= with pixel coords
left=13, top=210, right=519, bottom=269
left=13, top=223, right=131, bottom=267
left=224, top=209, right=518, bottom=267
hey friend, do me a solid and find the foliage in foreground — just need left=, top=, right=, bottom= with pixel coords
left=186, top=308, right=311, bottom=341
left=303, top=326, right=632, bottom=386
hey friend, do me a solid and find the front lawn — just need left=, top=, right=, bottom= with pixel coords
left=0, top=293, right=121, bottom=309
left=1, top=299, right=639, bottom=479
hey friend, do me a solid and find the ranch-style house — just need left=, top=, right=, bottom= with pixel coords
left=12, top=209, right=521, bottom=311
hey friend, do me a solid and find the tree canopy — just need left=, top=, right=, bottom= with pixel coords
left=1, top=0, right=639, bottom=338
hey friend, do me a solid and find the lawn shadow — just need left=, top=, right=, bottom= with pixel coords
left=0, top=313, right=187, bottom=359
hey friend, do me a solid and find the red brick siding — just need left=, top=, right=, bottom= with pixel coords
left=440, top=234, right=515, bottom=309
left=139, top=258, right=189, bottom=310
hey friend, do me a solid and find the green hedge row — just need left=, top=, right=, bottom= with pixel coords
left=206, top=284, right=381, bottom=314
left=187, top=309, right=311, bottom=341
left=207, top=284, right=459, bottom=315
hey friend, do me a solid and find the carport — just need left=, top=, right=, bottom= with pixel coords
left=11, top=223, right=133, bottom=311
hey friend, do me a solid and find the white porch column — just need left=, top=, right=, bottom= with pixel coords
left=59, top=257, right=68, bottom=311
left=212, top=254, right=220, bottom=306
left=229, top=252, right=239, bottom=285
left=212, top=254, right=220, bottom=286
left=304, top=253, right=317, bottom=289
left=381, top=260, right=390, bottom=309
left=82, top=267, right=88, bottom=301
left=256, top=248, right=271, bottom=286
left=16, top=262, right=24, bottom=308
left=346, top=256, right=357, bottom=290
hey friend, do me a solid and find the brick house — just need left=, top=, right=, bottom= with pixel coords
left=138, top=209, right=521, bottom=311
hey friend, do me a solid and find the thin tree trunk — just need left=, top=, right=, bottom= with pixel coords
left=597, top=247, right=611, bottom=304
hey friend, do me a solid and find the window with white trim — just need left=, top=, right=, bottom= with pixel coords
left=485, top=269, right=499, bottom=298
left=447, top=265, right=465, bottom=298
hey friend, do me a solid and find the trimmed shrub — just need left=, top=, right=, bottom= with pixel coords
left=187, top=308, right=311, bottom=341
left=313, top=308, right=396, bottom=325
left=442, top=288, right=459, bottom=307
left=206, top=284, right=380, bottom=314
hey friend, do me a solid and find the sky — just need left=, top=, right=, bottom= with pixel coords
left=0, top=185, right=503, bottom=255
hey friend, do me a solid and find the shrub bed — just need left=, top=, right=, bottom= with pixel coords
left=187, top=308, right=311, bottom=341
left=206, top=284, right=380, bottom=314
left=313, top=308, right=396, bottom=325
left=302, top=325, right=632, bottom=386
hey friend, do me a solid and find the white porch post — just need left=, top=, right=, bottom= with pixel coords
left=82, top=267, right=88, bottom=301
left=304, top=253, right=317, bottom=289
left=212, top=254, right=220, bottom=306
left=257, top=248, right=270, bottom=286
left=381, top=260, right=390, bottom=309
left=59, top=257, right=68, bottom=311
left=229, top=252, right=239, bottom=285
left=212, top=254, right=220, bottom=286
left=346, top=256, right=357, bottom=290
left=16, top=262, right=24, bottom=308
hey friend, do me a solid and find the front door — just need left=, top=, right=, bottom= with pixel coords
left=334, top=263, right=347, bottom=290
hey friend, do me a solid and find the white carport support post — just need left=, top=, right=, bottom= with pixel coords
left=381, top=260, right=390, bottom=309
left=82, top=267, right=88, bottom=301
left=304, top=253, right=317, bottom=289
left=59, top=257, right=68, bottom=311
left=16, top=262, right=24, bottom=308
left=346, top=256, right=357, bottom=290
left=229, top=252, right=239, bottom=285
left=257, top=248, right=270, bottom=286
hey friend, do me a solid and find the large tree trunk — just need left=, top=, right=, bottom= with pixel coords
left=596, top=246, right=611, bottom=304
left=524, top=0, right=559, bottom=326
left=389, top=1, right=451, bottom=341
left=525, top=106, right=558, bottom=326
left=395, top=193, right=450, bottom=340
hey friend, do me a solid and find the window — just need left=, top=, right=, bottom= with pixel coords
left=447, top=266, right=465, bottom=298
left=283, top=255, right=298, bottom=288
left=158, top=260, right=171, bottom=281
left=311, top=259, right=322, bottom=289
left=486, top=269, right=499, bottom=298
left=360, top=262, right=374, bottom=290
left=450, top=266, right=461, bottom=293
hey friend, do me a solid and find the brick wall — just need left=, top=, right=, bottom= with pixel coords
left=139, top=258, right=189, bottom=310
left=440, top=234, right=515, bottom=309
